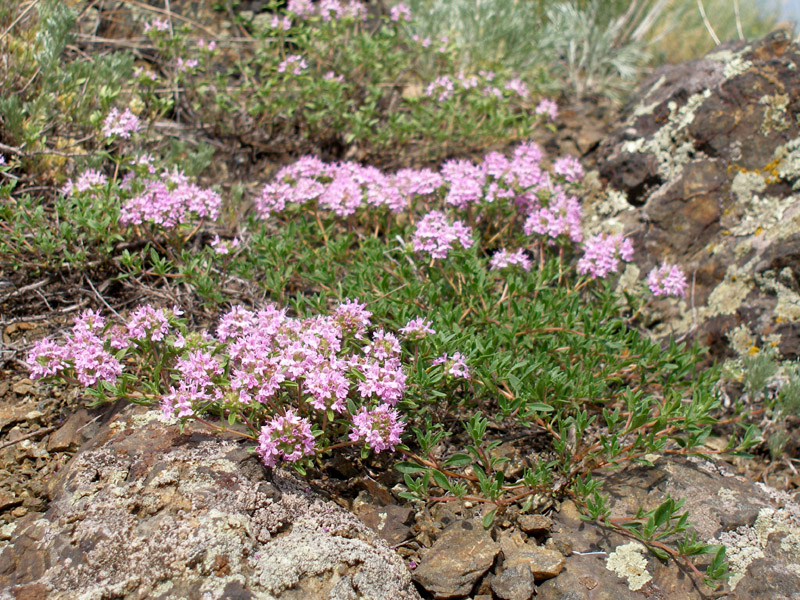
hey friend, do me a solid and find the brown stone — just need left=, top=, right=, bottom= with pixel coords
left=504, top=543, right=565, bottom=582
left=412, top=519, right=500, bottom=599
left=47, top=409, right=92, bottom=452
left=517, top=514, right=553, bottom=536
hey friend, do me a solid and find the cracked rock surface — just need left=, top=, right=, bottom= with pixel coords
left=0, top=406, right=421, bottom=600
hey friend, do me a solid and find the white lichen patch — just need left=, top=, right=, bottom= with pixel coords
left=621, top=89, right=712, bottom=181
left=110, top=409, right=168, bottom=431
left=615, top=263, right=641, bottom=296
left=713, top=505, right=800, bottom=590
left=755, top=272, right=800, bottom=322
left=722, top=56, right=753, bottom=79
left=595, top=187, right=632, bottom=217
left=714, top=526, right=765, bottom=590
left=730, top=171, right=767, bottom=206
left=717, top=487, right=739, bottom=505
left=727, top=324, right=757, bottom=358
left=705, top=270, right=753, bottom=316
left=606, top=541, right=652, bottom=591
left=729, top=194, right=790, bottom=237
left=774, top=138, right=800, bottom=188
left=760, top=94, right=791, bottom=134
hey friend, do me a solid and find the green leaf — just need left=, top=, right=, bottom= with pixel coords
left=395, top=461, right=427, bottom=474
left=431, top=470, right=450, bottom=491
left=443, top=453, right=472, bottom=467
left=482, top=507, right=497, bottom=529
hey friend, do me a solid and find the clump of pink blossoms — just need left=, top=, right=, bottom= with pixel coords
left=102, top=107, right=141, bottom=140
left=27, top=309, right=123, bottom=387
left=61, top=169, right=108, bottom=197
left=349, top=404, right=403, bottom=452
left=648, top=262, right=688, bottom=298
left=432, top=352, right=470, bottom=379
left=535, top=98, right=558, bottom=121
left=489, top=248, right=532, bottom=272
left=523, top=191, right=583, bottom=244
left=120, top=173, right=222, bottom=229
left=577, top=233, right=634, bottom=279
left=257, top=409, right=316, bottom=466
left=412, top=211, right=473, bottom=260
left=389, top=3, right=412, bottom=21
left=400, top=317, right=435, bottom=341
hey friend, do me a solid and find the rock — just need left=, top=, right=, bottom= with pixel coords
left=517, top=514, right=553, bottom=536
left=543, top=455, right=800, bottom=599
left=46, top=409, right=92, bottom=452
left=0, top=489, right=20, bottom=512
left=412, top=519, right=500, bottom=599
left=590, top=30, right=800, bottom=363
left=503, top=543, right=565, bottom=582
left=0, top=406, right=421, bottom=600
left=490, top=565, right=535, bottom=600
left=10, top=380, right=33, bottom=397
left=355, top=503, right=414, bottom=546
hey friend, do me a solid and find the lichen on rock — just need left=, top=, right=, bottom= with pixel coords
left=605, top=541, right=652, bottom=591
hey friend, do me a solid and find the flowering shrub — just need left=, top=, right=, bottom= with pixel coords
left=27, top=301, right=423, bottom=470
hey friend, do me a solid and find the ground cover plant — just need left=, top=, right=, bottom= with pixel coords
left=0, top=0, right=781, bottom=594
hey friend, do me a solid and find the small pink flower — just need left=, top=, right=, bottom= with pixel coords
left=412, top=211, right=473, bottom=260
left=535, top=98, right=558, bottom=121
left=102, top=107, right=141, bottom=139
left=648, top=262, right=688, bottom=298
left=390, top=3, right=412, bottom=21
left=489, top=249, right=532, bottom=272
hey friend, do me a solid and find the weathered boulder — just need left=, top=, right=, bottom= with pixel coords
left=540, top=456, right=800, bottom=599
left=590, top=30, right=800, bottom=362
left=0, top=406, right=421, bottom=600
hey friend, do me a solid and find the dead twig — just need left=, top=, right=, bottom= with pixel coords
left=0, top=426, right=57, bottom=451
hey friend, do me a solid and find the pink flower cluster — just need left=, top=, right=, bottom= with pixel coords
left=535, top=98, right=558, bottom=121
left=120, top=172, right=222, bottom=229
left=399, top=317, right=435, bottom=341
left=489, top=248, right=532, bottom=272
left=277, top=54, right=308, bottom=75
left=349, top=404, right=403, bottom=452
left=255, top=141, right=589, bottom=259
left=389, top=3, right=412, bottom=21
left=143, top=18, right=170, bottom=33
left=61, top=169, right=108, bottom=197
left=648, top=262, right=688, bottom=298
left=102, top=107, right=141, bottom=140
left=258, top=409, right=317, bottom=466
left=412, top=211, right=474, bottom=260
left=432, top=352, right=470, bottom=379
left=257, top=156, right=415, bottom=218
left=27, top=310, right=122, bottom=387
left=577, top=233, right=634, bottom=279
left=553, top=155, right=585, bottom=184
left=215, top=300, right=407, bottom=460
left=522, top=190, right=583, bottom=243
left=288, top=0, right=367, bottom=21
left=422, top=71, right=529, bottom=102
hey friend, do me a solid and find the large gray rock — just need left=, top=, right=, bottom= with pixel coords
left=0, top=407, right=421, bottom=600
left=589, top=30, right=800, bottom=364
